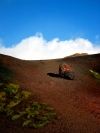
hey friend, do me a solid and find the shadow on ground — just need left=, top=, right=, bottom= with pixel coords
left=47, top=73, right=60, bottom=78
left=47, top=72, right=75, bottom=80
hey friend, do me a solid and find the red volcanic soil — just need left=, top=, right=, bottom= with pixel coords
left=0, top=54, right=100, bottom=133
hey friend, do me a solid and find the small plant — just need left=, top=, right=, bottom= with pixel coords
left=21, top=102, right=56, bottom=128
left=22, top=119, right=32, bottom=127
left=0, top=83, right=57, bottom=128
left=0, top=92, right=6, bottom=112
left=21, top=90, right=31, bottom=99
left=89, top=69, right=100, bottom=80
left=4, top=83, right=19, bottom=95
left=7, top=100, right=21, bottom=109
left=0, top=92, right=6, bottom=101
left=5, top=108, right=14, bottom=117
left=11, top=113, right=23, bottom=120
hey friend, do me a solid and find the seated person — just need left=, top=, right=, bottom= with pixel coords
left=59, top=63, right=75, bottom=80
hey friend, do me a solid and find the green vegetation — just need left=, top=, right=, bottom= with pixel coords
left=0, top=83, right=56, bottom=128
left=4, top=83, right=19, bottom=95
left=89, top=69, right=100, bottom=80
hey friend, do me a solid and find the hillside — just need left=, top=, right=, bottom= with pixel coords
left=0, top=53, right=100, bottom=133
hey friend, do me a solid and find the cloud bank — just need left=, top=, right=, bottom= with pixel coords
left=0, top=34, right=100, bottom=60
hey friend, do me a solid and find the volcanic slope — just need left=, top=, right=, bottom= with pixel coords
left=0, top=53, right=100, bottom=133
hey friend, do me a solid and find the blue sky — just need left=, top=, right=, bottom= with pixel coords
left=0, top=0, right=100, bottom=46
left=0, top=0, right=100, bottom=60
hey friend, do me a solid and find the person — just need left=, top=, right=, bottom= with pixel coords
left=59, top=63, right=75, bottom=80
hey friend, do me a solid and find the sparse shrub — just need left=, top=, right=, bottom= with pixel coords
left=5, top=108, right=14, bottom=117
left=0, top=92, right=6, bottom=112
left=4, top=83, right=19, bottom=95
left=89, top=69, right=100, bottom=80
left=0, top=92, right=6, bottom=101
left=22, top=102, right=56, bottom=128
left=21, top=90, right=31, bottom=99
left=22, top=119, right=32, bottom=127
left=7, top=100, right=21, bottom=109
left=0, top=83, right=57, bottom=128
left=11, top=113, right=23, bottom=120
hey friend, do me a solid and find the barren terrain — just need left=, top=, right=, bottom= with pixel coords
left=0, top=53, right=100, bottom=133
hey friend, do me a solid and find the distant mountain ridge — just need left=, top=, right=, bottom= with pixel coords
left=69, top=53, right=88, bottom=57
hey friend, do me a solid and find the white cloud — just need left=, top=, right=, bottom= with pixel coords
left=0, top=33, right=100, bottom=60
